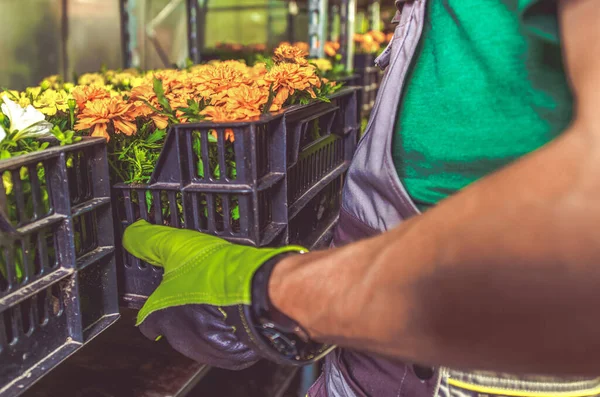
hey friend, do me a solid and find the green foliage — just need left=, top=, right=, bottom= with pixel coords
left=108, top=125, right=166, bottom=184
left=262, top=83, right=277, bottom=115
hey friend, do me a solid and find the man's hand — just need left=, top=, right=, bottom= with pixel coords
left=123, top=220, right=306, bottom=369
left=267, top=0, right=600, bottom=375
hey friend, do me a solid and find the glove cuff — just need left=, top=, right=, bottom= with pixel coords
left=251, top=253, right=310, bottom=340
left=241, top=252, right=334, bottom=366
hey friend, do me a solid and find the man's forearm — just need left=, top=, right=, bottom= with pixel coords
left=270, top=125, right=600, bottom=375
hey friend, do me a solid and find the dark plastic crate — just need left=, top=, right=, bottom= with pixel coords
left=336, top=74, right=360, bottom=87
left=0, top=138, right=119, bottom=397
left=336, top=74, right=361, bottom=124
left=289, top=173, right=345, bottom=250
left=115, top=88, right=359, bottom=309
left=354, top=53, right=383, bottom=119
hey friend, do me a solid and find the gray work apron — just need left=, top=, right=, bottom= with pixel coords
left=308, top=0, right=600, bottom=396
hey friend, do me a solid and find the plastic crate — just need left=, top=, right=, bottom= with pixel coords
left=0, top=138, right=119, bottom=396
left=354, top=53, right=383, bottom=119
left=335, top=74, right=361, bottom=124
left=289, top=173, right=345, bottom=250
left=336, top=74, right=360, bottom=87
left=114, top=88, right=359, bottom=309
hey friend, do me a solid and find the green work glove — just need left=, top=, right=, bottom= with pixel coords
left=123, top=219, right=330, bottom=369
left=123, top=219, right=304, bottom=325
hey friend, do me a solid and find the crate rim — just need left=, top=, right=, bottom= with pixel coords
left=165, top=87, right=360, bottom=131
left=0, top=137, right=106, bottom=171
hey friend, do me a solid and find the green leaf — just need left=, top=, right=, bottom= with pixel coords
left=37, top=164, right=45, bottom=181
left=68, top=98, right=76, bottom=129
left=231, top=205, right=240, bottom=221
left=213, top=164, right=220, bottom=179
left=153, top=77, right=173, bottom=113
left=197, top=159, right=204, bottom=177
left=208, top=133, right=218, bottom=143
left=262, top=82, right=276, bottom=115
left=146, top=190, right=153, bottom=213
left=147, top=128, right=166, bottom=144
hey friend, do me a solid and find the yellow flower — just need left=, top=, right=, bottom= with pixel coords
left=25, top=86, right=42, bottom=99
left=108, top=72, right=138, bottom=88
left=78, top=73, right=106, bottom=86
left=129, top=76, right=145, bottom=88
left=311, top=58, right=333, bottom=73
left=5, top=90, right=31, bottom=108
left=33, top=89, right=71, bottom=116
left=40, top=75, right=63, bottom=90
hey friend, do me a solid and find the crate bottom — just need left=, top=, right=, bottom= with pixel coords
left=0, top=340, right=81, bottom=397
left=306, top=215, right=338, bottom=251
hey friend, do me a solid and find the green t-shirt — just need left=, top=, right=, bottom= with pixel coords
left=393, top=0, right=572, bottom=211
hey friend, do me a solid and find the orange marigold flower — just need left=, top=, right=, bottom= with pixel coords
left=251, top=43, right=267, bottom=52
left=355, top=33, right=380, bottom=53
left=274, top=44, right=309, bottom=66
left=190, top=63, right=253, bottom=104
left=360, top=40, right=380, bottom=54
left=201, top=106, right=232, bottom=122
left=368, top=30, right=386, bottom=44
left=129, top=84, right=170, bottom=129
left=223, top=84, right=268, bottom=119
left=75, top=97, right=138, bottom=141
left=324, top=42, right=338, bottom=57
left=130, top=84, right=157, bottom=103
left=251, top=63, right=268, bottom=79
left=292, top=42, right=309, bottom=54
left=200, top=107, right=238, bottom=142
left=144, top=70, right=187, bottom=94
left=265, top=63, right=322, bottom=106
left=353, top=33, right=366, bottom=43
left=71, top=85, right=111, bottom=111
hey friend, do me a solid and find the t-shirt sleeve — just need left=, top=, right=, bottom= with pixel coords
left=518, top=0, right=560, bottom=43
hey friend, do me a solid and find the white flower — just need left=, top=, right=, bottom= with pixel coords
left=0, top=124, right=5, bottom=143
left=1, top=95, right=53, bottom=140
